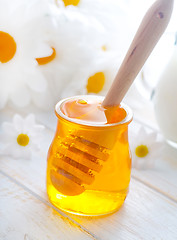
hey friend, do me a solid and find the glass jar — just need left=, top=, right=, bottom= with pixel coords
left=46, top=95, right=133, bottom=216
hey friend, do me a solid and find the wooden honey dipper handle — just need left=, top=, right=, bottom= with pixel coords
left=102, top=0, right=174, bottom=107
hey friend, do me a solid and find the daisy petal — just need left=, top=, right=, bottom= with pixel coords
left=2, top=143, right=21, bottom=159
left=138, top=127, right=148, bottom=138
left=29, top=141, right=40, bottom=152
left=0, top=87, right=8, bottom=109
left=24, top=114, right=36, bottom=133
left=10, top=85, right=31, bottom=108
left=31, top=90, right=55, bottom=110
left=34, top=43, right=53, bottom=58
left=2, top=122, right=16, bottom=136
left=20, top=147, right=32, bottom=160
left=30, top=125, right=45, bottom=137
left=25, top=114, right=36, bottom=124
left=147, top=132, right=158, bottom=142
left=34, top=125, right=45, bottom=133
left=25, top=69, right=47, bottom=92
left=13, top=114, right=25, bottom=132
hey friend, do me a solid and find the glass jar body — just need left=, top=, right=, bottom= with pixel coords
left=46, top=96, right=132, bottom=216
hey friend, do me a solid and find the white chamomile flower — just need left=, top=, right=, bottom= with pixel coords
left=60, top=0, right=132, bottom=56
left=33, top=3, right=106, bottom=108
left=130, top=127, right=164, bottom=170
left=0, top=0, right=56, bottom=109
left=85, top=53, right=121, bottom=96
left=48, top=0, right=132, bottom=102
left=0, top=114, right=45, bottom=159
left=60, top=54, right=119, bottom=98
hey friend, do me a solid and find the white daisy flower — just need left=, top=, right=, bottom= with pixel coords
left=58, top=0, right=132, bottom=55
left=34, top=4, right=106, bottom=108
left=130, top=126, right=164, bottom=170
left=0, top=0, right=133, bottom=111
left=0, top=0, right=56, bottom=109
left=48, top=0, right=131, bottom=99
left=59, top=50, right=121, bottom=98
left=0, top=114, right=45, bottom=159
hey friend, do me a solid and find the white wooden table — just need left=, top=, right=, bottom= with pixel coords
left=1, top=96, right=177, bottom=240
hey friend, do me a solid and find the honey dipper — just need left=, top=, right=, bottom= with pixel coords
left=50, top=0, right=174, bottom=196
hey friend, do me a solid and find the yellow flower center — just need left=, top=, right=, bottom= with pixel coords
left=0, top=31, right=16, bottom=63
left=17, top=134, right=30, bottom=147
left=36, top=47, right=56, bottom=65
left=135, top=145, right=149, bottom=158
left=102, top=45, right=107, bottom=51
left=86, top=72, right=105, bottom=94
left=62, top=0, right=80, bottom=6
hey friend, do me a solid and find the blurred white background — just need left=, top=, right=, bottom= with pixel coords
left=0, top=0, right=176, bottom=113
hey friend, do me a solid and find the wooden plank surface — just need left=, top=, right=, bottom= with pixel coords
left=1, top=109, right=177, bottom=239
left=72, top=179, right=177, bottom=240
left=1, top=168, right=177, bottom=240
left=0, top=173, right=95, bottom=240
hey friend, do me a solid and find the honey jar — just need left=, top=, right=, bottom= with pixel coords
left=46, top=95, right=133, bottom=216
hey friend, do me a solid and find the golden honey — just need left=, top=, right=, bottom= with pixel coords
left=46, top=95, right=132, bottom=216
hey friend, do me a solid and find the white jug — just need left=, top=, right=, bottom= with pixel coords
left=153, top=45, right=177, bottom=147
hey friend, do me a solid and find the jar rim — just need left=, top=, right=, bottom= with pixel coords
left=55, top=95, right=133, bottom=128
